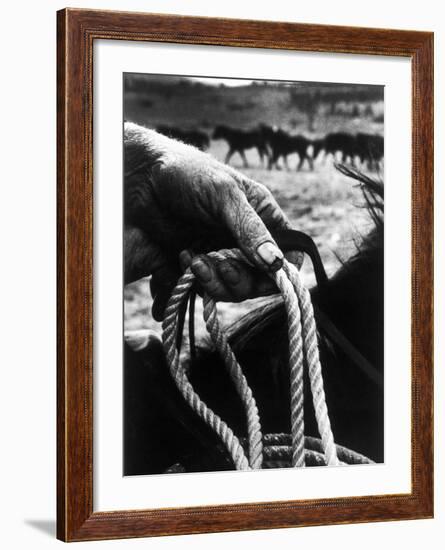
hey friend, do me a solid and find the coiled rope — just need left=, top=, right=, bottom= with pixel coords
left=162, top=249, right=339, bottom=470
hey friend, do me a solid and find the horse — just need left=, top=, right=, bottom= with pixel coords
left=157, top=125, right=210, bottom=151
left=260, top=125, right=314, bottom=171
left=123, top=167, right=384, bottom=475
left=355, top=133, right=384, bottom=170
left=315, top=132, right=358, bottom=165
left=311, top=138, right=326, bottom=162
left=212, top=125, right=270, bottom=168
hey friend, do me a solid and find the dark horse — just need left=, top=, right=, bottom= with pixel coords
left=315, top=132, right=358, bottom=165
left=157, top=125, right=210, bottom=151
left=356, top=133, right=384, bottom=170
left=212, top=125, right=270, bottom=168
left=260, top=125, right=313, bottom=171
left=124, top=167, right=384, bottom=475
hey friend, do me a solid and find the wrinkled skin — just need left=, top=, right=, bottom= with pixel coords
left=124, top=122, right=301, bottom=320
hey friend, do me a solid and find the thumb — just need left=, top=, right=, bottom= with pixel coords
left=220, top=184, right=284, bottom=272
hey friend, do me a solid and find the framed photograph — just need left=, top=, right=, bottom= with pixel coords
left=57, top=8, right=433, bottom=542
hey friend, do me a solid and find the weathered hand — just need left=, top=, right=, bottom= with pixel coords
left=124, top=122, right=300, bottom=320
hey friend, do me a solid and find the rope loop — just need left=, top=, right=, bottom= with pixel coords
left=162, top=248, right=339, bottom=470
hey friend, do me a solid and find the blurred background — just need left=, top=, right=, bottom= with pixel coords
left=123, top=74, right=384, bottom=341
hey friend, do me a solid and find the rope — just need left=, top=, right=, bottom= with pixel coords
left=162, top=271, right=250, bottom=470
left=261, top=434, right=373, bottom=466
left=202, top=292, right=263, bottom=469
left=273, top=269, right=305, bottom=467
left=283, top=262, right=339, bottom=466
left=162, top=248, right=339, bottom=469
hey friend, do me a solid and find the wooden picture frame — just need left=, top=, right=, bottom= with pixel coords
left=57, top=8, right=434, bottom=542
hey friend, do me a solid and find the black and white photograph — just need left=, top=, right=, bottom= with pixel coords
left=123, top=73, right=384, bottom=476
left=0, top=0, right=438, bottom=546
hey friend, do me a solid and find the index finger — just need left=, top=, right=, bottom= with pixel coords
left=229, top=170, right=304, bottom=268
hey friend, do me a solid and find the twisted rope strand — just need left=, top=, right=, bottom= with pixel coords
left=162, top=270, right=250, bottom=470
left=202, top=293, right=263, bottom=469
left=272, top=269, right=305, bottom=467
left=284, top=261, right=339, bottom=466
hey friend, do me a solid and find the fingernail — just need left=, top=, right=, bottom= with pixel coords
left=256, top=241, right=283, bottom=271
left=219, top=261, right=241, bottom=285
left=191, top=257, right=212, bottom=282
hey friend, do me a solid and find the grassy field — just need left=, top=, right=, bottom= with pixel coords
left=124, top=77, right=383, bottom=342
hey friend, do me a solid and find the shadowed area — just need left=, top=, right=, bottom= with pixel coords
left=24, top=519, right=56, bottom=537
